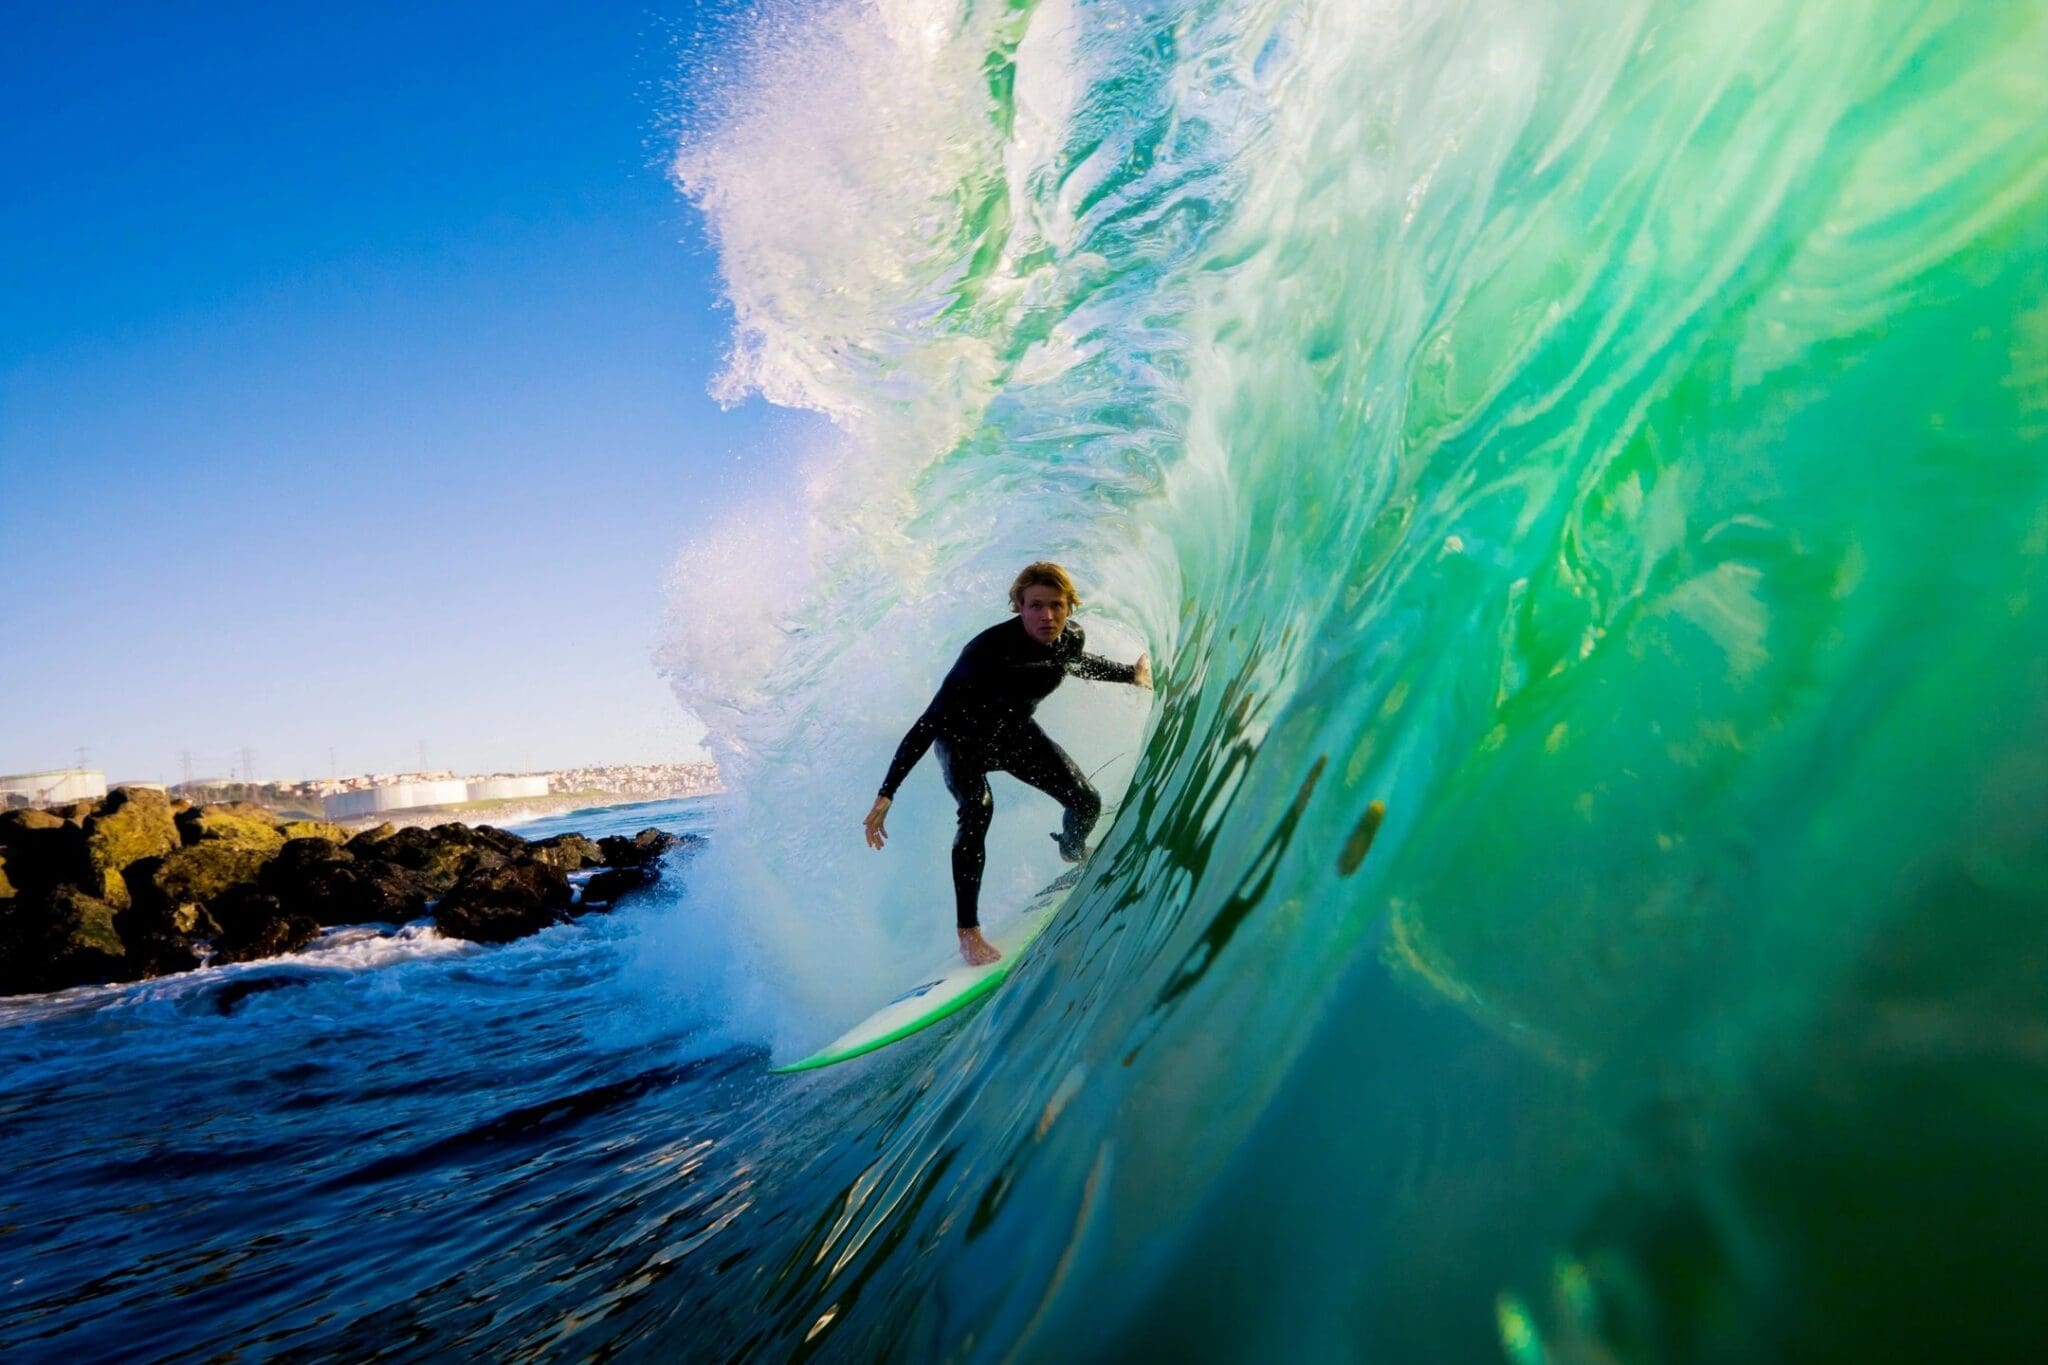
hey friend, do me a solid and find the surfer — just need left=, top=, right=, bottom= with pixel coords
left=863, top=562, right=1151, bottom=965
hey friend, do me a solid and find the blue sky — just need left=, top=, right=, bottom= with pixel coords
left=1, top=1, right=807, bottom=783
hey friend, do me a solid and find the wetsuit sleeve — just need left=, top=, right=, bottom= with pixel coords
left=1067, top=651, right=1138, bottom=684
left=877, top=704, right=940, bottom=800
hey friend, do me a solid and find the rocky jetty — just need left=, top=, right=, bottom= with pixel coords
left=0, top=788, right=693, bottom=997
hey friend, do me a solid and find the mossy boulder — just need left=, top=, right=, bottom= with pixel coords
left=531, top=833, right=604, bottom=871
left=279, top=820, right=352, bottom=844
left=371, top=824, right=513, bottom=894
left=143, top=841, right=278, bottom=907
left=434, top=860, right=572, bottom=944
left=83, top=787, right=182, bottom=910
left=90, top=865, right=131, bottom=910
left=53, top=799, right=101, bottom=825
left=176, top=802, right=286, bottom=853
left=86, top=787, right=181, bottom=866
left=0, top=808, right=92, bottom=897
left=0, top=851, right=13, bottom=900
left=0, top=886, right=132, bottom=995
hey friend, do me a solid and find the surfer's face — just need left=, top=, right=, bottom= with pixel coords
left=1018, top=585, right=1071, bottom=644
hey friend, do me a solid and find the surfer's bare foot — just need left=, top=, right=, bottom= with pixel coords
left=959, top=927, right=1003, bottom=966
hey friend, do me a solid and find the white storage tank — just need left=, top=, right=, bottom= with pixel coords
left=0, top=769, right=108, bottom=806
left=464, top=775, right=550, bottom=802
left=322, top=779, right=472, bottom=820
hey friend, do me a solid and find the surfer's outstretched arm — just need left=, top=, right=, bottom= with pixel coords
left=1069, top=649, right=1152, bottom=688
left=867, top=702, right=943, bottom=850
left=878, top=703, right=940, bottom=802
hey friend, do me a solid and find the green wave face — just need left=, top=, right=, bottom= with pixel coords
left=674, top=0, right=2048, bottom=1356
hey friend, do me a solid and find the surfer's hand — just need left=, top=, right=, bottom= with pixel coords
left=863, top=796, right=891, bottom=850
left=1133, top=653, right=1152, bottom=690
left=958, top=927, right=1003, bottom=966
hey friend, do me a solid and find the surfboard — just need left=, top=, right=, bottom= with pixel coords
left=771, top=868, right=1079, bottom=1074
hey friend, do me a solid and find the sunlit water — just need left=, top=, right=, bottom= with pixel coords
left=9, top=0, right=2048, bottom=1358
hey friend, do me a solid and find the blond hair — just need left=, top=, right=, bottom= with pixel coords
left=1008, top=561, right=1081, bottom=612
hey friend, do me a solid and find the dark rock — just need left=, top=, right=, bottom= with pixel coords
left=371, top=824, right=511, bottom=894
left=0, top=851, right=13, bottom=900
left=176, top=802, right=285, bottom=853
left=579, top=865, right=656, bottom=909
left=471, top=825, right=530, bottom=857
left=0, top=808, right=93, bottom=898
left=259, top=837, right=352, bottom=893
left=419, top=841, right=511, bottom=894
left=213, top=914, right=322, bottom=966
left=531, top=833, right=604, bottom=871
left=364, top=824, right=434, bottom=867
left=289, top=861, right=430, bottom=927
left=598, top=828, right=690, bottom=869
left=207, top=973, right=315, bottom=1015
left=208, top=885, right=321, bottom=964
left=83, top=787, right=183, bottom=910
left=0, top=886, right=135, bottom=995
left=258, top=837, right=434, bottom=927
left=434, top=859, right=573, bottom=944
left=53, top=799, right=101, bottom=825
left=344, top=821, right=397, bottom=852
left=113, top=915, right=209, bottom=979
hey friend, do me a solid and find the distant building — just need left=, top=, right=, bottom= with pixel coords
left=322, top=779, right=471, bottom=820
left=0, top=769, right=108, bottom=807
left=463, top=775, right=550, bottom=803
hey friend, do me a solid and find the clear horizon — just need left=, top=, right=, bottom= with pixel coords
left=1, top=2, right=809, bottom=783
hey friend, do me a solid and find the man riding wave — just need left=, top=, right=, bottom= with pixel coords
left=862, top=562, right=1151, bottom=965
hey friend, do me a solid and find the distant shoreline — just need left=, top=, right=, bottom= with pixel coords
left=330, top=789, right=723, bottom=833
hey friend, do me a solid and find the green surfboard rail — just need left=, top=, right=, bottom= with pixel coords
left=770, top=877, right=1073, bottom=1074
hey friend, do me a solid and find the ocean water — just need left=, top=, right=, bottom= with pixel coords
left=11, top=0, right=2048, bottom=1359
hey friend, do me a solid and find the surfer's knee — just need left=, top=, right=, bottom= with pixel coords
left=956, top=787, right=993, bottom=835
left=1071, top=782, right=1101, bottom=822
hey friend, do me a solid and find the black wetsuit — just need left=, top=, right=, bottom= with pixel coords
left=878, top=618, right=1137, bottom=929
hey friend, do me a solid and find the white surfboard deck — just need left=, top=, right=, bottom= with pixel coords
left=771, top=870, right=1078, bottom=1074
